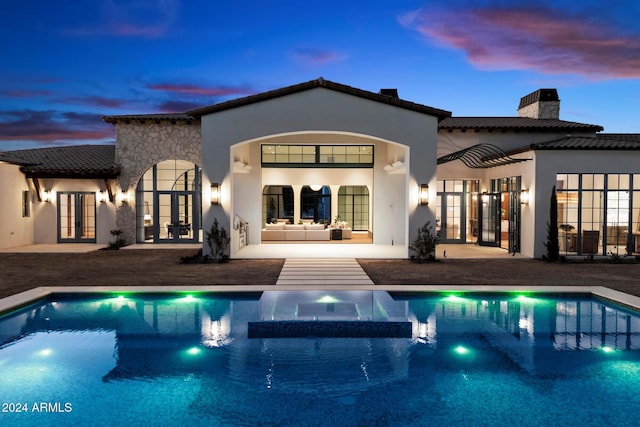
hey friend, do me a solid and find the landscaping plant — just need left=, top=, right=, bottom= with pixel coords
left=206, top=218, right=230, bottom=263
left=409, top=221, right=438, bottom=262
left=544, top=185, right=560, bottom=262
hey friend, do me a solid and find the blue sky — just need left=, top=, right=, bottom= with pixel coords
left=1, top=0, right=639, bottom=150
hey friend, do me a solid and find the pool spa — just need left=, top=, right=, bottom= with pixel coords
left=2, top=289, right=640, bottom=426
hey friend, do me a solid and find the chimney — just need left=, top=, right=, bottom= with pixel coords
left=379, top=88, right=399, bottom=98
left=517, top=89, right=560, bottom=119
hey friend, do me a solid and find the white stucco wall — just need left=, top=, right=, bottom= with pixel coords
left=32, top=178, right=117, bottom=244
left=0, top=162, right=34, bottom=249
left=200, top=87, right=439, bottom=258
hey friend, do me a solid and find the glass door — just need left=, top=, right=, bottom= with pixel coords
left=157, top=191, right=195, bottom=242
left=499, top=192, right=510, bottom=250
left=439, top=194, right=463, bottom=243
left=478, top=193, right=499, bottom=246
left=58, top=192, right=96, bottom=242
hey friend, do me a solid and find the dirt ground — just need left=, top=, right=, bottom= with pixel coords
left=1, top=249, right=640, bottom=300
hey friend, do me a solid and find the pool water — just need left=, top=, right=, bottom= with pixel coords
left=1, top=292, right=640, bottom=426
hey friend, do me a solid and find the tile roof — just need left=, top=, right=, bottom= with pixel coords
left=439, top=117, right=603, bottom=132
left=102, top=113, right=197, bottom=124
left=0, top=145, right=120, bottom=178
left=530, top=135, right=640, bottom=150
left=187, top=77, right=452, bottom=120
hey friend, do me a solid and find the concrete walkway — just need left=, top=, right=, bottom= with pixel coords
left=276, top=258, right=374, bottom=285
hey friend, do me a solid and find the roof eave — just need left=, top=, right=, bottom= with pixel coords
left=187, top=78, right=452, bottom=120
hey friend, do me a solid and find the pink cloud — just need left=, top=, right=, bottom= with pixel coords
left=0, top=89, right=52, bottom=98
left=147, top=83, right=255, bottom=97
left=292, top=48, right=347, bottom=65
left=399, top=6, right=640, bottom=79
left=62, top=96, right=128, bottom=109
left=0, top=110, right=113, bottom=143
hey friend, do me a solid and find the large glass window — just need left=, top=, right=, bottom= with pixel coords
left=301, top=185, right=331, bottom=223
left=556, top=173, right=639, bottom=256
left=261, top=145, right=373, bottom=167
left=338, top=186, right=369, bottom=231
left=262, top=186, right=294, bottom=224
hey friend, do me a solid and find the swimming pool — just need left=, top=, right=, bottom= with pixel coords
left=1, top=291, right=640, bottom=426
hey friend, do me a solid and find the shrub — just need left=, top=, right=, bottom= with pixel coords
left=544, top=186, right=560, bottom=262
left=108, top=229, right=126, bottom=249
left=409, top=221, right=439, bottom=262
left=206, top=218, right=230, bottom=263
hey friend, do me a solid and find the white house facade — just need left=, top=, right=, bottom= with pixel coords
left=2, top=79, right=639, bottom=259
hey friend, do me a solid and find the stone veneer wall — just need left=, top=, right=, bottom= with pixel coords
left=114, top=120, right=202, bottom=244
left=517, top=101, right=560, bottom=119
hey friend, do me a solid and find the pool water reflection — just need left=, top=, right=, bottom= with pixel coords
left=1, top=292, right=640, bottom=426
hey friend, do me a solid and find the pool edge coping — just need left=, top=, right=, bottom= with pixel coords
left=3, top=285, right=640, bottom=316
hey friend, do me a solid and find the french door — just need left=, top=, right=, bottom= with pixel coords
left=438, top=194, right=464, bottom=243
left=478, top=193, right=500, bottom=246
left=57, top=192, right=96, bottom=242
left=157, top=191, right=197, bottom=242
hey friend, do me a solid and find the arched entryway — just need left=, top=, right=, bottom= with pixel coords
left=136, top=159, right=201, bottom=243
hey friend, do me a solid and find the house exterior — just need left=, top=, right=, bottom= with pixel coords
left=2, top=79, right=639, bottom=259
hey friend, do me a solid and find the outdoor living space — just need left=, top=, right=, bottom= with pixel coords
left=227, top=132, right=411, bottom=254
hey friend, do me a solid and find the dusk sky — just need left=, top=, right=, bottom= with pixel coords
left=1, top=0, right=639, bottom=151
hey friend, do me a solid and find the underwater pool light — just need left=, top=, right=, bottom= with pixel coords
left=454, top=345, right=470, bottom=355
left=515, top=294, right=536, bottom=302
left=186, top=347, right=202, bottom=356
left=316, top=295, right=340, bottom=304
left=445, top=294, right=467, bottom=303
left=601, top=346, right=616, bottom=354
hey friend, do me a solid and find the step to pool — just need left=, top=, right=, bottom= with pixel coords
left=248, top=290, right=412, bottom=338
left=276, top=258, right=374, bottom=285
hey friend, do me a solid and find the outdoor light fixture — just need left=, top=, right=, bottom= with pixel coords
left=520, top=189, right=530, bottom=205
left=211, top=183, right=220, bottom=205
left=97, top=190, right=107, bottom=203
left=309, top=184, right=323, bottom=191
left=120, top=191, right=131, bottom=204
left=42, top=190, right=52, bottom=203
left=419, top=184, right=429, bottom=206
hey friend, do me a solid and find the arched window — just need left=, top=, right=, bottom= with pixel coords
left=137, top=160, right=201, bottom=243
left=301, top=185, right=331, bottom=224
left=262, top=185, right=294, bottom=224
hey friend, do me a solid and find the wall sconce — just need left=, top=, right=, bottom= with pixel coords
left=520, top=189, right=530, bottom=205
left=97, top=190, right=107, bottom=203
left=419, top=184, right=429, bottom=206
left=211, top=183, right=220, bottom=205
left=42, top=190, right=52, bottom=203
left=120, top=191, right=131, bottom=204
